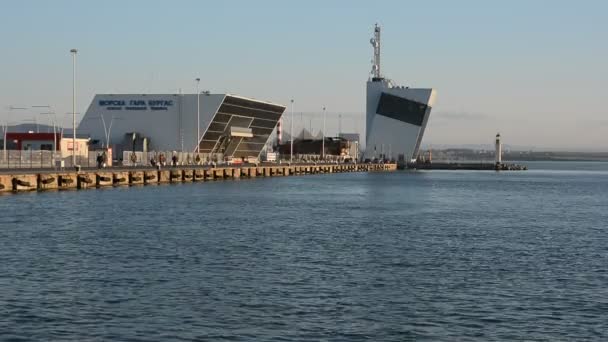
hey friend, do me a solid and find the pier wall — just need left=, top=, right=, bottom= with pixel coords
left=0, top=163, right=396, bottom=194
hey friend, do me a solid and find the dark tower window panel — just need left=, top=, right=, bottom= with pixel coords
left=376, top=92, right=428, bottom=126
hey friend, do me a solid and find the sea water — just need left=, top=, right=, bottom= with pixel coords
left=1, top=162, right=607, bottom=340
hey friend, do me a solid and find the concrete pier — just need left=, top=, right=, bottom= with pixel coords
left=96, top=172, right=113, bottom=187
left=158, top=170, right=171, bottom=183
left=77, top=173, right=94, bottom=189
left=0, top=175, right=10, bottom=192
left=38, top=174, right=58, bottom=190
left=170, top=170, right=182, bottom=183
left=0, top=163, right=397, bottom=194
left=12, top=174, right=37, bottom=191
left=113, top=172, right=129, bottom=186
left=182, top=169, right=194, bottom=182
left=58, top=173, right=78, bottom=190
left=144, top=170, right=157, bottom=184
left=129, top=171, right=144, bottom=185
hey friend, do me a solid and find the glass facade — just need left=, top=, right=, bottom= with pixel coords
left=198, top=96, right=285, bottom=159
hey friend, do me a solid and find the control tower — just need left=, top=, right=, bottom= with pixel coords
left=364, top=24, right=437, bottom=164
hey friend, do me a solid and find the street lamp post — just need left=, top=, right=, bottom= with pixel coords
left=100, top=115, right=108, bottom=148
left=6, top=107, right=26, bottom=163
left=195, top=78, right=200, bottom=153
left=70, top=48, right=78, bottom=166
left=322, top=106, right=326, bottom=160
left=1, top=120, right=18, bottom=164
left=87, top=114, right=119, bottom=149
left=106, top=116, right=121, bottom=150
left=2, top=122, right=7, bottom=163
left=100, top=114, right=116, bottom=148
left=290, top=99, right=294, bottom=163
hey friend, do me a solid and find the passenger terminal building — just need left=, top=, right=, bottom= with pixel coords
left=78, top=93, right=286, bottom=161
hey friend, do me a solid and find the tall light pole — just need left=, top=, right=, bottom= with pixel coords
left=2, top=122, right=8, bottom=163
left=322, top=106, right=326, bottom=160
left=70, top=48, right=78, bottom=166
left=1, top=121, right=17, bottom=164
left=290, top=99, right=294, bottom=163
left=195, top=77, right=200, bottom=153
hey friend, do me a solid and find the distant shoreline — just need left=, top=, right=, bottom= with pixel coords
left=508, top=157, right=608, bottom=162
left=419, top=149, right=608, bottom=163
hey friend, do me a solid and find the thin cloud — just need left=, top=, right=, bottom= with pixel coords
left=584, top=119, right=608, bottom=127
left=432, top=111, right=489, bottom=121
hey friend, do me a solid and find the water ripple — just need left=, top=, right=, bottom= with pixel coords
left=1, top=163, right=608, bottom=340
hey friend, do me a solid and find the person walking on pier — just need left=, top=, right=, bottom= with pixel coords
left=96, top=153, right=103, bottom=169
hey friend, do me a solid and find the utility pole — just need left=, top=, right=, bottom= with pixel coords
left=70, top=48, right=78, bottom=166
left=322, top=106, right=326, bottom=159
left=195, top=77, right=200, bottom=153
left=290, top=99, right=294, bottom=163
left=2, top=122, right=7, bottom=163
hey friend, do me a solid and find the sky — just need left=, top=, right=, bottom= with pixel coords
left=1, top=0, right=606, bottom=151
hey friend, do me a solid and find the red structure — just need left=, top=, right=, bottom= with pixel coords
left=5, top=132, right=61, bottom=150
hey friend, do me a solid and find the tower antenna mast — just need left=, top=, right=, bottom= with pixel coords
left=370, top=23, right=381, bottom=79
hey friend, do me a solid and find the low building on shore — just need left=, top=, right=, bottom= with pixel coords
left=276, top=137, right=356, bottom=161
left=4, top=132, right=89, bottom=159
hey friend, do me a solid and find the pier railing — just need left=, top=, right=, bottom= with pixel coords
left=0, top=150, right=66, bottom=169
left=0, top=150, right=112, bottom=169
left=0, top=149, right=357, bottom=169
left=121, top=151, right=226, bottom=167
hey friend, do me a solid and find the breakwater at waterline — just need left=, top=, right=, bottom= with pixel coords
left=407, top=162, right=527, bottom=171
left=0, top=163, right=396, bottom=194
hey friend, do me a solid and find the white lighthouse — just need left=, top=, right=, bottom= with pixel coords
left=495, top=133, right=502, bottom=166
